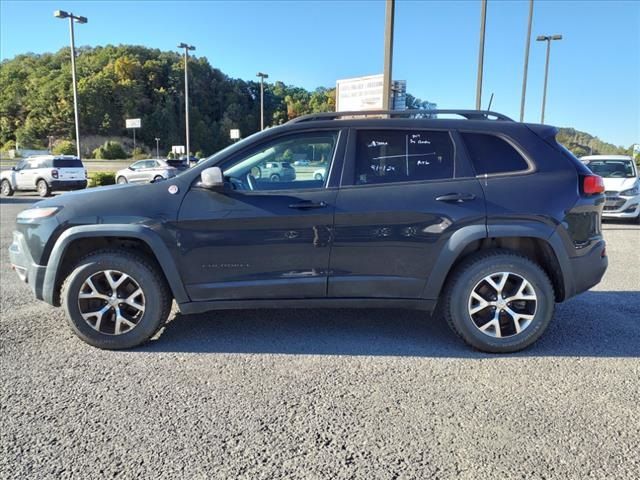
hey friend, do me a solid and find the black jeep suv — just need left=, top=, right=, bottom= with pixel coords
left=9, top=110, right=607, bottom=353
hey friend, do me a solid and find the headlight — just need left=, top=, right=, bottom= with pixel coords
left=620, top=186, right=639, bottom=196
left=17, top=207, right=61, bottom=220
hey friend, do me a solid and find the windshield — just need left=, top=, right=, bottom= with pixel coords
left=584, top=160, right=636, bottom=178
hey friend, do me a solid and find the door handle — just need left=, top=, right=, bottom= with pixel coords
left=288, top=201, right=328, bottom=209
left=435, top=193, right=476, bottom=203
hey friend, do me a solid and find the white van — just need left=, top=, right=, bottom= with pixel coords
left=0, top=155, right=87, bottom=197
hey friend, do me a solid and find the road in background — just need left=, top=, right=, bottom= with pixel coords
left=1, top=197, right=638, bottom=479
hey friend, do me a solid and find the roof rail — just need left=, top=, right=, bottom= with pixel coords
left=287, top=109, right=514, bottom=124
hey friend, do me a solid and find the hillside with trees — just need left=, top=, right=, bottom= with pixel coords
left=0, top=45, right=634, bottom=159
left=556, top=128, right=633, bottom=158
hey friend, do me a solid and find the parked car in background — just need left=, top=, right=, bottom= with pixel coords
left=1, top=155, right=87, bottom=197
left=256, top=161, right=296, bottom=182
left=179, top=155, right=199, bottom=165
left=166, top=159, right=190, bottom=172
left=313, top=166, right=327, bottom=181
left=116, top=159, right=179, bottom=184
left=293, top=159, right=310, bottom=166
left=581, top=155, right=640, bottom=222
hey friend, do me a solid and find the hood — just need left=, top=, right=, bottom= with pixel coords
left=602, top=177, right=638, bottom=193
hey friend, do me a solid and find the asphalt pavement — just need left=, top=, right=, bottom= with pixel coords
left=1, top=194, right=639, bottom=479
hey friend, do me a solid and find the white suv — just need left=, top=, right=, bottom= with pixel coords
left=581, top=155, right=640, bottom=222
left=0, top=155, right=87, bottom=197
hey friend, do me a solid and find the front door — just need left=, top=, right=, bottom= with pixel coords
left=328, top=127, right=486, bottom=299
left=176, top=129, right=344, bottom=301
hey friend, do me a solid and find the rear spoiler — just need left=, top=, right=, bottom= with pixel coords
left=524, top=124, right=558, bottom=141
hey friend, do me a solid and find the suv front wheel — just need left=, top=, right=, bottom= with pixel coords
left=37, top=179, right=51, bottom=197
left=441, top=250, right=555, bottom=353
left=61, top=249, right=172, bottom=349
left=1, top=179, right=14, bottom=196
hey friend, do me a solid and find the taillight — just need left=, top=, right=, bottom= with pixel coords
left=583, top=175, right=604, bottom=195
left=51, top=169, right=59, bottom=179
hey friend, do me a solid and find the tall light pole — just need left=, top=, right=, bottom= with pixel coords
left=475, top=0, right=487, bottom=110
left=256, top=72, right=269, bottom=130
left=537, top=34, right=562, bottom=124
left=154, top=137, right=160, bottom=158
left=382, top=0, right=395, bottom=111
left=519, top=0, right=534, bottom=121
left=177, top=43, right=195, bottom=159
left=54, top=10, right=87, bottom=159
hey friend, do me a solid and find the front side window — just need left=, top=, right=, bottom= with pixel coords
left=461, top=132, right=529, bottom=175
left=354, top=130, right=454, bottom=185
left=223, top=131, right=338, bottom=190
left=130, top=161, right=146, bottom=170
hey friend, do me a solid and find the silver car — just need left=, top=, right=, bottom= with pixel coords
left=115, top=159, right=178, bottom=184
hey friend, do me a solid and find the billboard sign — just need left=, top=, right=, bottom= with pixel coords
left=126, top=118, right=141, bottom=129
left=230, top=129, right=241, bottom=140
left=171, top=145, right=185, bottom=155
left=336, top=74, right=407, bottom=112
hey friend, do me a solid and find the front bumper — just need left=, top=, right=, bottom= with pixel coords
left=602, top=195, right=640, bottom=219
left=50, top=180, right=88, bottom=191
left=8, top=231, right=46, bottom=301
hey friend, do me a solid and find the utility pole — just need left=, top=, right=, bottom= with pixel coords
left=54, top=10, right=87, bottom=158
left=537, top=34, right=562, bottom=123
left=256, top=72, right=269, bottom=130
left=519, top=0, right=534, bottom=122
left=382, top=0, right=395, bottom=111
left=475, top=0, right=487, bottom=110
left=177, top=43, right=195, bottom=158
left=155, top=137, right=160, bottom=158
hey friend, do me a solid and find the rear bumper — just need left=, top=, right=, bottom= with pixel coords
left=566, top=240, right=608, bottom=298
left=8, top=231, right=46, bottom=301
left=50, top=180, right=87, bottom=191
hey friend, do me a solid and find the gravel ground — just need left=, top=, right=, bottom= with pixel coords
left=1, top=194, right=639, bottom=479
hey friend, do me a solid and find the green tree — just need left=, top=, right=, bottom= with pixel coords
left=52, top=140, right=76, bottom=155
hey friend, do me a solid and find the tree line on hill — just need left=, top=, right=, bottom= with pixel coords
left=0, top=44, right=634, bottom=160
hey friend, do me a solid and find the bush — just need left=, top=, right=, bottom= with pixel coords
left=195, top=150, right=205, bottom=159
left=131, top=147, right=149, bottom=160
left=93, top=141, right=127, bottom=159
left=88, top=172, right=116, bottom=187
left=52, top=140, right=76, bottom=155
left=1, top=140, right=16, bottom=152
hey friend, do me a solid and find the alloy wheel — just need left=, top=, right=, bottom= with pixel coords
left=78, top=270, right=146, bottom=335
left=467, top=271, right=537, bottom=338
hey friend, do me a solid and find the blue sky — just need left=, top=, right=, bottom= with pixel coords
left=1, top=0, right=638, bottom=147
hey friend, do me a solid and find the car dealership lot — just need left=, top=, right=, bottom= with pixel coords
left=1, top=195, right=638, bottom=479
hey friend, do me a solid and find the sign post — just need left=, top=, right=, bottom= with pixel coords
left=126, top=118, right=142, bottom=151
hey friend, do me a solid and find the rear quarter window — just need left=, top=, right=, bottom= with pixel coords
left=461, top=133, right=529, bottom=175
left=53, top=158, right=83, bottom=168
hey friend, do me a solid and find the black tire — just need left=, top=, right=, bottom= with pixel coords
left=153, top=175, right=164, bottom=183
left=61, top=249, right=172, bottom=350
left=270, top=174, right=280, bottom=182
left=37, top=179, right=51, bottom=197
left=314, top=173, right=323, bottom=181
left=1, top=179, right=14, bottom=196
left=440, top=249, right=555, bottom=353
left=117, top=176, right=128, bottom=184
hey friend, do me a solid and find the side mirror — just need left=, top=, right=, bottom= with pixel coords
left=11, top=166, right=17, bottom=171
left=128, top=166, right=135, bottom=171
left=200, top=166, right=224, bottom=189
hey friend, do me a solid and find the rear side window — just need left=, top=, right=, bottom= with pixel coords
left=461, top=133, right=529, bottom=175
left=355, top=130, right=454, bottom=185
left=53, top=158, right=83, bottom=168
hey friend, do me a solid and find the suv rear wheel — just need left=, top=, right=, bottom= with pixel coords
left=37, top=179, right=51, bottom=197
left=441, top=250, right=555, bottom=353
left=117, top=176, right=128, bottom=184
left=61, top=249, right=172, bottom=349
left=1, top=179, right=14, bottom=196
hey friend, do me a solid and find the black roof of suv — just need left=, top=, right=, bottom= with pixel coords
left=7, top=109, right=607, bottom=353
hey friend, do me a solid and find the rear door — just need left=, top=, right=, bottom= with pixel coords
left=328, top=127, right=486, bottom=299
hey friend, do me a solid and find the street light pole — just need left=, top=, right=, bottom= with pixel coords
left=154, top=137, right=160, bottom=158
left=537, top=34, right=562, bottom=124
left=382, top=0, right=395, bottom=111
left=519, top=0, right=534, bottom=122
left=54, top=10, right=87, bottom=159
left=256, top=72, right=269, bottom=130
left=177, top=43, right=195, bottom=159
left=475, top=0, right=487, bottom=110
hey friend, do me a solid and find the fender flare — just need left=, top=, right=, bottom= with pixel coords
left=43, top=224, right=189, bottom=305
left=422, top=222, right=573, bottom=301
